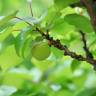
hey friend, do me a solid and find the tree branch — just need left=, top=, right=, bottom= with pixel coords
left=36, top=27, right=96, bottom=70
left=15, top=14, right=96, bottom=70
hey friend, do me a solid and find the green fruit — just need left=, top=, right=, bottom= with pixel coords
left=32, top=42, right=51, bottom=60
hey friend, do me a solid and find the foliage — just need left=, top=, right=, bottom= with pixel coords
left=0, top=0, right=96, bottom=96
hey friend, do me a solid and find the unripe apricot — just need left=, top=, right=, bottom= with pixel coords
left=32, top=42, right=51, bottom=60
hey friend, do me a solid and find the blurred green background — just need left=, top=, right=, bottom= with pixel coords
left=0, top=0, right=96, bottom=96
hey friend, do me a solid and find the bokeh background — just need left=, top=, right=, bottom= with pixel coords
left=0, top=0, right=96, bottom=96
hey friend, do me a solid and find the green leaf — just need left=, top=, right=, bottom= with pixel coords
left=31, top=58, right=55, bottom=72
left=43, top=6, right=61, bottom=27
left=64, top=14, right=94, bottom=33
left=0, top=22, right=14, bottom=32
left=3, top=69, right=32, bottom=88
left=54, top=0, right=79, bottom=10
left=0, top=34, right=15, bottom=54
left=0, top=27, right=13, bottom=42
left=76, top=88, right=96, bottom=96
left=0, top=11, right=18, bottom=27
left=21, top=37, right=33, bottom=58
left=73, top=72, right=87, bottom=89
left=35, top=36, right=44, bottom=42
left=71, top=60, right=81, bottom=72
left=19, top=57, right=33, bottom=69
left=0, top=45, right=23, bottom=71
left=32, top=0, right=46, bottom=17
left=15, top=27, right=33, bottom=56
left=51, top=20, right=75, bottom=36
left=48, top=59, right=72, bottom=83
left=22, top=11, right=47, bottom=25
left=2, top=34, right=15, bottom=46
left=51, top=47, right=64, bottom=58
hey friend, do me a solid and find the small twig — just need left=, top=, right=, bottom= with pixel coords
left=79, top=30, right=93, bottom=59
left=27, top=0, right=34, bottom=17
left=14, top=16, right=32, bottom=26
left=29, top=1, right=33, bottom=17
